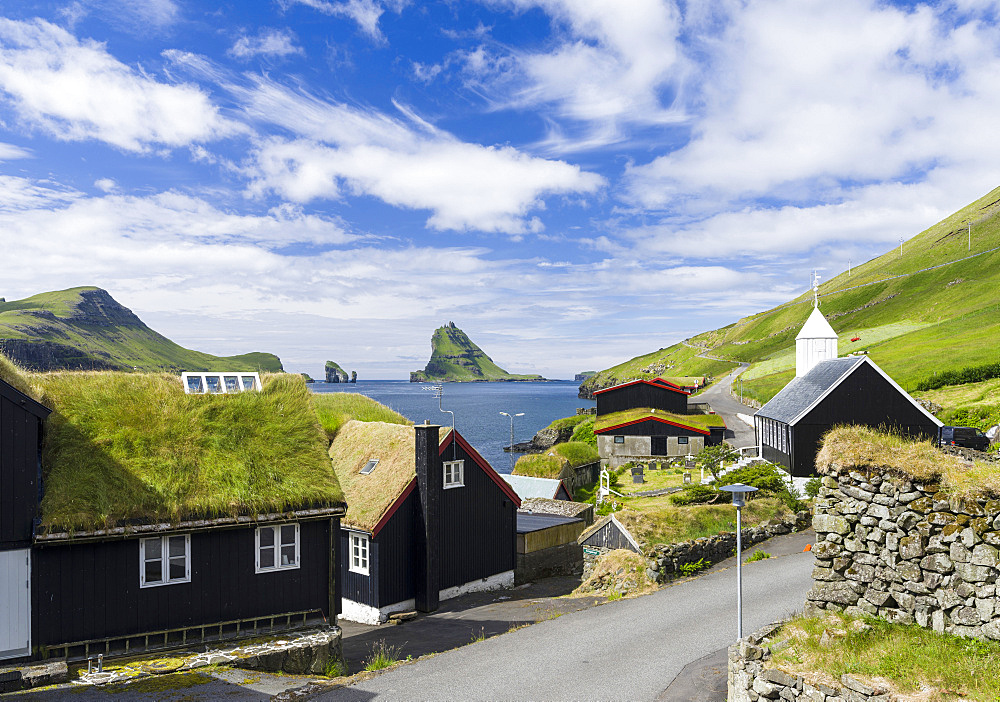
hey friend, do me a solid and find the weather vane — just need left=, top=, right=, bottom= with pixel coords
left=811, top=270, right=821, bottom=308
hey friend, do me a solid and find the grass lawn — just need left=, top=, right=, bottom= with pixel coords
left=616, top=467, right=687, bottom=495
left=771, top=612, right=1000, bottom=700
left=614, top=496, right=791, bottom=547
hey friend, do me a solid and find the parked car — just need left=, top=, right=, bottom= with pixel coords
left=938, top=425, right=991, bottom=451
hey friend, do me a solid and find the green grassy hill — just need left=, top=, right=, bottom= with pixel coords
left=581, top=184, right=1000, bottom=403
left=410, top=322, right=545, bottom=382
left=0, top=286, right=282, bottom=373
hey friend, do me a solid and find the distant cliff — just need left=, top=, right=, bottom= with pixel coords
left=409, top=322, right=545, bottom=382
left=325, top=361, right=356, bottom=383
left=0, top=287, right=283, bottom=373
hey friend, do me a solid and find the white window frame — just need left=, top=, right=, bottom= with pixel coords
left=181, top=371, right=261, bottom=394
left=349, top=532, right=370, bottom=575
left=139, top=534, right=191, bottom=588
left=443, top=459, right=465, bottom=489
left=613, top=435, right=625, bottom=444
left=255, top=523, right=300, bottom=573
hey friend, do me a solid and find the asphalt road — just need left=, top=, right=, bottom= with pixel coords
left=698, top=363, right=756, bottom=448
left=312, top=533, right=814, bottom=702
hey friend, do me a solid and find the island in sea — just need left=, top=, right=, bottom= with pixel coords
left=325, top=361, right=356, bottom=383
left=410, top=322, right=546, bottom=382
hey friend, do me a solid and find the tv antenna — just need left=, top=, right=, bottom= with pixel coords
left=432, top=384, right=456, bottom=459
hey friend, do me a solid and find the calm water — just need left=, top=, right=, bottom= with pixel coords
left=311, top=380, right=594, bottom=474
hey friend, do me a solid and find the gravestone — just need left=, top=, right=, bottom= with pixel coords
left=683, top=472, right=692, bottom=485
left=631, top=464, right=645, bottom=484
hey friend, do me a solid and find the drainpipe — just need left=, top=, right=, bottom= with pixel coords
left=414, top=421, right=441, bottom=613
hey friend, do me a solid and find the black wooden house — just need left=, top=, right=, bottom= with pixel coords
left=0, top=376, right=50, bottom=661
left=594, top=379, right=690, bottom=416
left=755, top=355, right=942, bottom=477
left=1, top=369, right=346, bottom=662
left=331, top=420, right=520, bottom=625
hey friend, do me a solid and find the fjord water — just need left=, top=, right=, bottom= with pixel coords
left=311, top=380, right=594, bottom=474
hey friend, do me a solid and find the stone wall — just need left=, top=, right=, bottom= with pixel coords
left=806, top=470, right=1000, bottom=641
left=648, top=512, right=809, bottom=584
left=728, top=621, right=891, bottom=702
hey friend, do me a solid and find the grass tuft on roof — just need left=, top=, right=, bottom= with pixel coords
left=0, top=351, right=43, bottom=401
left=816, top=425, right=1000, bottom=498
left=329, top=420, right=417, bottom=532
left=594, top=407, right=725, bottom=433
left=311, top=392, right=412, bottom=441
left=38, top=371, right=343, bottom=531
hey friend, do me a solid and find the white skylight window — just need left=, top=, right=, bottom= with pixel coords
left=360, top=459, right=379, bottom=475
left=182, top=372, right=261, bottom=394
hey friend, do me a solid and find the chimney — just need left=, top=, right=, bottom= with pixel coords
left=414, top=420, right=441, bottom=613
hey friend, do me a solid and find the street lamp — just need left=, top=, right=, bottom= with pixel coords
left=720, top=483, right=759, bottom=640
left=500, top=411, right=524, bottom=471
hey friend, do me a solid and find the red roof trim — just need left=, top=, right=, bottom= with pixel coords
left=441, top=430, right=522, bottom=508
left=593, top=379, right=691, bottom=397
left=595, top=415, right=711, bottom=436
left=372, top=478, right=416, bottom=538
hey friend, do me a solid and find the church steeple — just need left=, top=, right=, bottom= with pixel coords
left=795, top=276, right=837, bottom=377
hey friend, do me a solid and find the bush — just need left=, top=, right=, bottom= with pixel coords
left=804, top=477, right=821, bottom=498
left=570, top=418, right=596, bottom=447
left=670, top=484, right=720, bottom=506
left=746, top=549, right=771, bottom=562
left=715, top=462, right=787, bottom=495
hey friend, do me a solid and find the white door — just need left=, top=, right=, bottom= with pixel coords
left=0, top=549, right=30, bottom=660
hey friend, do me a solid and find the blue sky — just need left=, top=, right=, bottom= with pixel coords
left=1, top=0, right=999, bottom=379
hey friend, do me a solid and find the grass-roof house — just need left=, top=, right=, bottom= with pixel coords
left=331, top=420, right=520, bottom=625
left=0, top=361, right=346, bottom=662
left=593, top=377, right=726, bottom=469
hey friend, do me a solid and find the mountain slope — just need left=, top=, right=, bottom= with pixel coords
left=410, top=322, right=545, bottom=382
left=581, top=184, right=1000, bottom=402
left=0, top=287, right=282, bottom=372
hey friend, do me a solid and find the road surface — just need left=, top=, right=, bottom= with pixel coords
left=698, top=362, right=756, bottom=448
left=312, top=531, right=813, bottom=702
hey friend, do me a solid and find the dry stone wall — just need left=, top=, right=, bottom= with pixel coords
left=806, top=470, right=1000, bottom=640
left=729, top=621, right=892, bottom=702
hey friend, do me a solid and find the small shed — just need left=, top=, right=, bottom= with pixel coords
left=515, top=513, right=585, bottom=583
left=578, top=514, right=642, bottom=554
left=519, top=497, right=594, bottom=526
left=501, top=474, right=573, bottom=501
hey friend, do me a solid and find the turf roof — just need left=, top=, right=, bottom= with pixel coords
left=594, top=407, right=725, bottom=434
left=37, top=371, right=344, bottom=532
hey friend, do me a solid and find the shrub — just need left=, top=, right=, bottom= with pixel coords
left=804, top=477, right=822, bottom=498
left=570, top=418, right=596, bottom=447
left=669, top=484, right=720, bottom=506
left=679, top=558, right=709, bottom=576
left=746, top=549, right=771, bottom=562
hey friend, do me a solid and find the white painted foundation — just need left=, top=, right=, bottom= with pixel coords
left=439, top=569, right=514, bottom=601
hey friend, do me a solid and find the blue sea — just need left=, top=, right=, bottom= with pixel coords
left=311, top=380, right=594, bottom=474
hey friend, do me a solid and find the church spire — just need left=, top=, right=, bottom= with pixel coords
left=795, top=277, right=837, bottom=377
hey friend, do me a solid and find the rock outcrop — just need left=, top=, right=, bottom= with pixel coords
left=325, top=361, right=349, bottom=383
left=410, top=322, right=545, bottom=382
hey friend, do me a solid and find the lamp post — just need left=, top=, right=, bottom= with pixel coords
left=500, top=411, right=524, bottom=471
left=720, top=483, right=759, bottom=640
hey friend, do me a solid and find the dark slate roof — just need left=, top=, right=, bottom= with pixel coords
left=756, top=356, right=867, bottom=425
left=516, top=512, right=583, bottom=534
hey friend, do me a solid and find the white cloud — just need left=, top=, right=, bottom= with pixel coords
left=228, top=28, right=304, bottom=60
left=93, top=177, right=116, bottom=192
left=0, top=18, right=236, bottom=152
left=461, top=0, right=689, bottom=150
left=624, top=0, right=1000, bottom=209
left=0, top=141, right=30, bottom=160
left=281, top=0, right=408, bottom=42
left=236, top=78, right=605, bottom=233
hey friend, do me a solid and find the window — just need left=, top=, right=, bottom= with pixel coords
left=256, top=523, right=300, bottom=573
left=350, top=533, right=369, bottom=575
left=613, top=435, right=625, bottom=444
left=182, top=372, right=261, bottom=394
left=443, top=460, right=464, bottom=488
left=140, top=535, right=190, bottom=588
left=678, top=436, right=689, bottom=445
